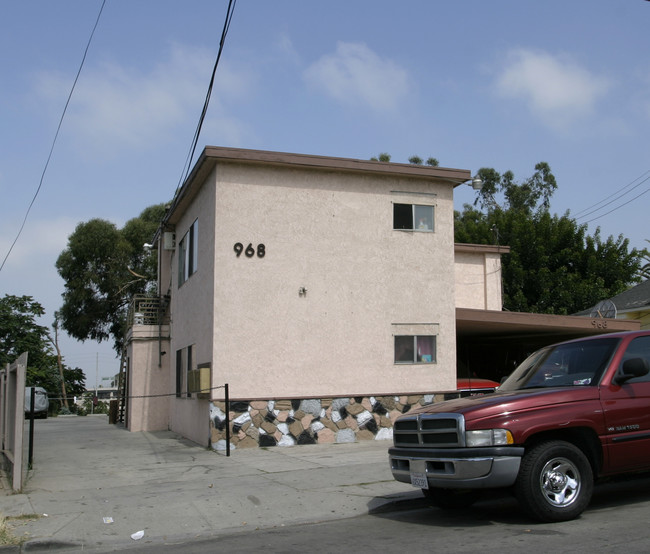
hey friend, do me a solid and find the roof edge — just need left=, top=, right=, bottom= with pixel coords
left=162, top=146, right=473, bottom=227
left=457, top=307, right=641, bottom=333
left=201, top=146, right=472, bottom=183
left=455, top=243, right=511, bottom=255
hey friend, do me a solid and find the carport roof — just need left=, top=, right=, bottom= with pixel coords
left=457, top=307, right=641, bottom=343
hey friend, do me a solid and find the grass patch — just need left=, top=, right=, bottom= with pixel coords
left=0, top=512, right=42, bottom=546
left=0, top=513, right=20, bottom=546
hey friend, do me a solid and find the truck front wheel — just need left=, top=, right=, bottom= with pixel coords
left=423, top=487, right=482, bottom=509
left=515, top=440, right=593, bottom=522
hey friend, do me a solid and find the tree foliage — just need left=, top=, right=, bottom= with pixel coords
left=371, top=153, right=439, bottom=167
left=0, top=295, right=51, bottom=369
left=0, top=295, right=86, bottom=410
left=641, top=240, right=650, bottom=280
left=56, top=203, right=167, bottom=353
left=473, top=162, right=557, bottom=213
left=455, top=163, right=643, bottom=314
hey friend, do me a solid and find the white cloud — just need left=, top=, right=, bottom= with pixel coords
left=0, top=216, right=77, bottom=326
left=33, top=44, right=253, bottom=154
left=303, top=42, right=411, bottom=111
left=494, top=49, right=610, bottom=129
left=275, top=33, right=301, bottom=66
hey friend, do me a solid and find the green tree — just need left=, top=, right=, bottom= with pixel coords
left=56, top=203, right=167, bottom=353
left=371, top=153, right=439, bottom=166
left=455, top=163, right=643, bottom=314
left=0, top=295, right=52, bottom=370
left=640, top=240, right=650, bottom=279
left=408, top=155, right=439, bottom=167
left=0, top=295, right=86, bottom=411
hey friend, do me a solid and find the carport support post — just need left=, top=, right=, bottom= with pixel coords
left=28, top=387, right=35, bottom=469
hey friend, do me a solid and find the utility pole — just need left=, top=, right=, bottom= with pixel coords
left=50, top=317, right=69, bottom=410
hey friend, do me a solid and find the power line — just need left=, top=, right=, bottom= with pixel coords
left=580, top=187, right=650, bottom=225
left=0, top=0, right=107, bottom=274
left=175, top=0, right=238, bottom=195
left=574, top=169, right=650, bottom=220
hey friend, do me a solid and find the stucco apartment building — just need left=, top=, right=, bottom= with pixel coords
left=123, top=147, right=638, bottom=449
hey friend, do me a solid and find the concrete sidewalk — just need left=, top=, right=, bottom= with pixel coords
left=0, top=416, right=422, bottom=552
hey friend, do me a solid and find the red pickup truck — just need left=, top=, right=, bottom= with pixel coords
left=389, top=330, right=650, bottom=522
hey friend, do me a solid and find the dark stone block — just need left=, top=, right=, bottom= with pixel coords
left=291, top=399, right=301, bottom=411
left=213, top=417, right=226, bottom=431
left=264, top=411, right=276, bottom=423
left=361, top=418, right=378, bottom=434
left=354, top=396, right=363, bottom=404
left=339, top=407, right=348, bottom=419
left=297, top=430, right=316, bottom=445
left=401, top=404, right=411, bottom=413
left=230, top=401, right=249, bottom=412
left=373, top=402, right=387, bottom=415
left=259, top=434, right=277, bottom=447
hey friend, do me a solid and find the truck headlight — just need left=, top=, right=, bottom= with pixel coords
left=465, top=429, right=513, bottom=447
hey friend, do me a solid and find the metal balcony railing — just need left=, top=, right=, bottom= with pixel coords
left=127, top=295, right=170, bottom=327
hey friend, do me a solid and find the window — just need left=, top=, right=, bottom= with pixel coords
left=175, top=349, right=183, bottom=397
left=393, top=203, right=434, bottom=232
left=395, top=335, right=436, bottom=364
left=175, top=344, right=195, bottom=397
left=178, top=219, right=198, bottom=286
left=620, top=336, right=650, bottom=383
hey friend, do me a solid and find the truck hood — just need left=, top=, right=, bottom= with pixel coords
left=404, top=387, right=600, bottom=423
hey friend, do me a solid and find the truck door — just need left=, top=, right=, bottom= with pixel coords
left=600, top=335, right=650, bottom=473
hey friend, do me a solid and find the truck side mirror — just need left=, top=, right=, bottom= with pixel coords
left=615, top=357, right=650, bottom=385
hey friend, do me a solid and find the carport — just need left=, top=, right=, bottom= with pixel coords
left=456, top=307, right=642, bottom=383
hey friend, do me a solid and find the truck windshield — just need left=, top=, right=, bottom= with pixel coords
left=499, top=337, right=620, bottom=391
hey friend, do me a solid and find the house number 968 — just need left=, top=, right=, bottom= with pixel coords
left=234, top=242, right=265, bottom=258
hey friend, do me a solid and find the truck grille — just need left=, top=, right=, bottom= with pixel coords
left=393, top=413, right=465, bottom=448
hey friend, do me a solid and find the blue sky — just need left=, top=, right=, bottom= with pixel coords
left=1, top=1, right=649, bottom=384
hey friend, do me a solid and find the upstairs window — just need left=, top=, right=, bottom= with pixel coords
left=395, top=335, right=436, bottom=364
left=178, top=219, right=198, bottom=286
left=393, top=204, right=434, bottom=232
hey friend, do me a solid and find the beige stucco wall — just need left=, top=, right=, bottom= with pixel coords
left=167, top=169, right=217, bottom=445
left=201, top=162, right=457, bottom=399
left=126, top=326, right=170, bottom=433
left=454, top=250, right=504, bottom=310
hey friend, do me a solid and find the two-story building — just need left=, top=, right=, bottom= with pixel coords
left=122, top=147, right=639, bottom=449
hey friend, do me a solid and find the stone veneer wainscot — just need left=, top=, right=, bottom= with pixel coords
left=209, top=394, right=449, bottom=450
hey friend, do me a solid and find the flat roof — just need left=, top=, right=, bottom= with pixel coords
left=457, top=307, right=640, bottom=342
left=200, top=146, right=472, bottom=183
left=164, top=146, right=473, bottom=227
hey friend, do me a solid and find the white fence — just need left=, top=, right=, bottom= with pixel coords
left=0, top=352, right=27, bottom=491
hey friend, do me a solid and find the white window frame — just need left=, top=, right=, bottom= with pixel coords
left=394, top=335, right=437, bottom=364
left=392, top=323, right=439, bottom=365
left=393, top=203, right=435, bottom=232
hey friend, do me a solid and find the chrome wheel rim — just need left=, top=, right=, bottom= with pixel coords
left=540, top=456, right=581, bottom=508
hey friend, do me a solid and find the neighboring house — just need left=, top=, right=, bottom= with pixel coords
left=122, top=147, right=640, bottom=448
left=580, top=280, right=650, bottom=330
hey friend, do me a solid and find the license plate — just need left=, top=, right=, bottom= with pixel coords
left=410, top=472, right=429, bottom=489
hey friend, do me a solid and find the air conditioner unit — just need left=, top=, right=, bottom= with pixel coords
left=163, top=232, right=176, bottom=250
left=188, top=366, right=211, bottom=395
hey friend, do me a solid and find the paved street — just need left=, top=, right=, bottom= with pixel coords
left=104, top=477, right=650, bottom=554
left=3, top=416, right=650, bottom=553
